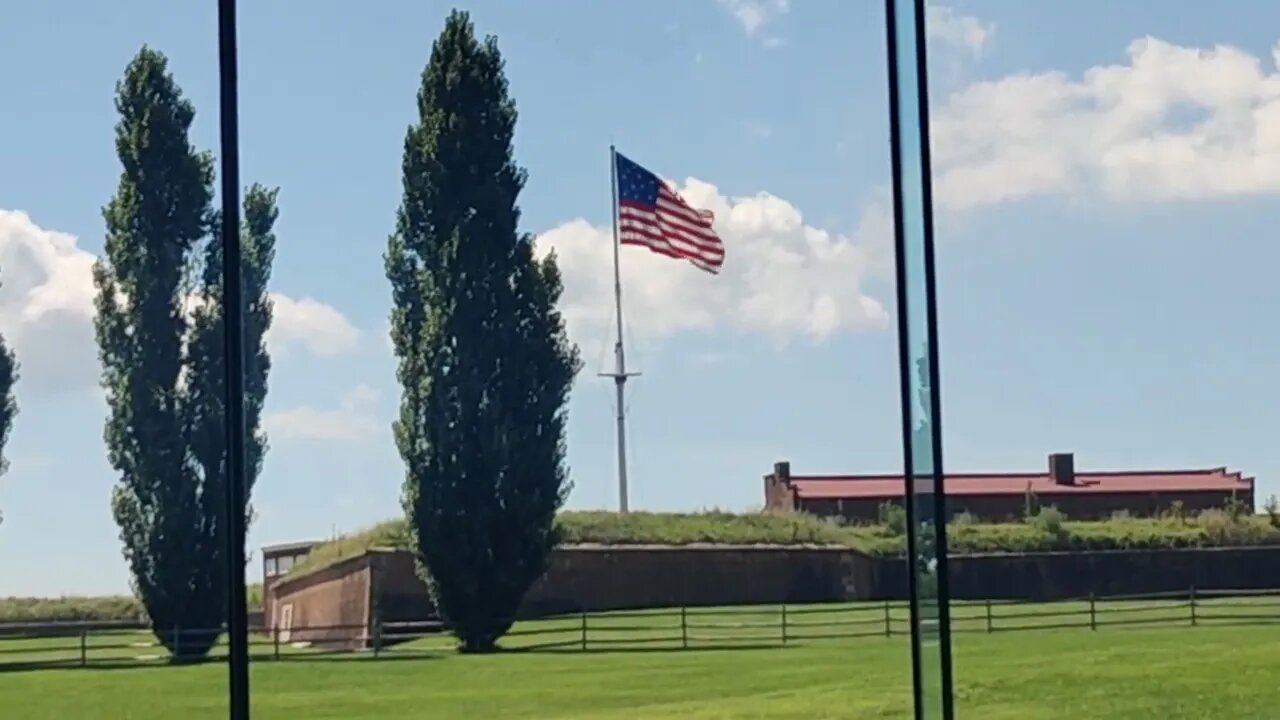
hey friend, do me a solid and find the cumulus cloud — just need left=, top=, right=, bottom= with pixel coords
left=0, top=210, right=358, bottom=396
left=0, top=210, right=100, bottom=395
left=264, top=384, right=382, bottom=444
left=717, top=0, right=789, bottom=41
left=533, top=182, right=891, bottom=353
left=267, top=294, right=360, bottom=357
left=926, top=5, right=994, bottom=59
left=933, top=36, right=1280, bottom=209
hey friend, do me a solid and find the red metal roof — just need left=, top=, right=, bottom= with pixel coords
left=788, top=469, right=1252, bottom=500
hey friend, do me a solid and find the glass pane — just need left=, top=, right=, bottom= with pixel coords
left=886, top=0, right=954, bottom=717
left=241, top=1, right=916, bottom=718
left=0, top=2, right=230, bottom=718
left=929, top=1, right=1280, bottom=718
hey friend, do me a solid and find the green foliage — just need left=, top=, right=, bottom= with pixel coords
left=1265, top=495, right=1280, bottom=530
left=385, top=11, right=580, bottom=653
left=93, top=47, right=275, bottom=660
left=0, top=586, right=264, bottom=625
left=1224, top=491, right=1248, bottom=522
left=1030, top=506, right=1068, bottom=538
left=287, top=509, right=1280, bottom=581
left=878, top=503, right=907, bottom=535
left=0, top=307, right=16, bottom=530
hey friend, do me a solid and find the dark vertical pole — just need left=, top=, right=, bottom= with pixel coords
left=907, top=2, right=957, bottom=695
left=884, top=0, right=954, bottom=717
left=217, top=0, right=251, bottom=718
left=884, top=1, right=926, bottom=713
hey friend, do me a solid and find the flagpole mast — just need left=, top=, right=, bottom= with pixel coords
left=605, top=145, right=633, bottom=514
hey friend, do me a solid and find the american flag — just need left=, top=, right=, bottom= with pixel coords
left=614, top=152, right=725, bottom=274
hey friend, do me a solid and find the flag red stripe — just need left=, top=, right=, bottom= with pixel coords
left=619, top=216, right=725, bottom=263
left=618, top=209, right=724, bottom=257
left=615, top=166, right=725, bottom=274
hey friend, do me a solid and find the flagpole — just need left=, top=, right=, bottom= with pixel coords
left=605, top=145, right=633, bottom=513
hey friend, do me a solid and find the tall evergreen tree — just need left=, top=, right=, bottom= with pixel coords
left=386, top=10, right=580, bottom=653
left=94, top=47, right=276, bottom=659
left=185, top=185, right=278, bottom=647
left=0, top=305, right=17, bottom=531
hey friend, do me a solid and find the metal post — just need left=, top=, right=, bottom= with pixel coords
left=217, top=0, right=251, bottom=717
left=173, top=625, right=181, bottom=662
left=580, top=612, right=588, bottom=651
left=985, top=599, right=992, bottom=634
left=1190, top=586, right=1197, bottom=627
left=780, top=605, right=788, bottom=645
left=373, top=618, right=382, bottom=658
left=601, top=146, right=638, bottom=514
left=272, top=626, right=279, bottom=661
left=884, top=600, right=892, bottom=637
left=80, top=630, right=87, bottom=668
left=1089, top=594, right=1096, bottom=631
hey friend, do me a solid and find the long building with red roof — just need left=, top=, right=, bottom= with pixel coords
left=764, top=453, right=1255, bottom=523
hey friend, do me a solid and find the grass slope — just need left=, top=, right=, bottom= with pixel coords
left=1, top=625, right=1276, bottom=719
left=287, top=509, right=1280, bottom=579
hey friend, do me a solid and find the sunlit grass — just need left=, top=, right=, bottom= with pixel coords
left=2, top=621, right=1278, bottom=719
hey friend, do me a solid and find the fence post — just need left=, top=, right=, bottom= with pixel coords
left=373, top=618, right=383, bottom=658
left=985, top=599, right=993, bottom=633
left=80, top=630, right=88, bottom=668
left=883, top=599, right=891, bottom=637
left=780, top=605, right=787, bottom=646
left=580, top=612, right=588, bottom=651
left=272, top=625, right=280, bottom=661
left=172, top=625, right=180, bottom=662
left=1089, top=593, right=1096, bottom=631
left=681, top=607, right=689, bottom=649
left=1190, top=585, right=1198, bottom=627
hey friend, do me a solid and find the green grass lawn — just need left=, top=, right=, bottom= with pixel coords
left=1, top=620, right=1278, bottom=718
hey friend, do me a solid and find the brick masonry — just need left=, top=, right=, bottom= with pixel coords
left=265, top=544, right=1280, bottom=645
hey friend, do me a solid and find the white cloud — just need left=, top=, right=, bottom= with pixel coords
left=933, top=36, right=1280, bottom=209
left=717, top=0, right=789, bottom=39
left=0, top=210, right=359, bottom=396
left=264, top=384, right=381, bottom=444
left=267, top=294, right=360, bottom=357
left=0, top=210, right=98, bottom=395
left=926, top=5, right=994, bottom=59
left=533, top=182, right=891, bottom=354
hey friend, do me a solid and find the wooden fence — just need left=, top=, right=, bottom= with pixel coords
left=2, top=587, right=1278, bottom=671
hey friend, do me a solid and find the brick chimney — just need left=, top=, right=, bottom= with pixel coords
left=773, top=461, right=791, bottom=483
left=1048, top=453, right=1075, bottom=486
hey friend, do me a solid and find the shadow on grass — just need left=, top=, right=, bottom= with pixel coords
left=0, top=651, right=447, bottom=674
left=502, top=642, right=793, bottom=655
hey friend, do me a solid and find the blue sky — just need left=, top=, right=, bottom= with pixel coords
left=2, top=0, right=1279, bottom=595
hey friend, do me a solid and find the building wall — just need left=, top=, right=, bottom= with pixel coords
left=266, top=554, right=373, bottom=649
left=801, top=488, right=1252, bottom=524
left=876, top=546, right=1280, bottom=601
left=763, top=470, right=797, bottom=512
left=522, top=546, right=877, bottom=616
left=348, top=546, right=880, bottom=622
left=369, top=551, right=435, bottom=623
left=269, top=544, right=1280, bottom=641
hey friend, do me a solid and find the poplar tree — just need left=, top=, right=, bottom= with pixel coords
left=386, top=10, right=580, bottom=653
left=94, top=47, right=275, bottom=659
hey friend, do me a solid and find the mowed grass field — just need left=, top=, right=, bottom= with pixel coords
left=3, top=597, right=1280, bottom=719
left=2, top=626, right=1278, bottom=719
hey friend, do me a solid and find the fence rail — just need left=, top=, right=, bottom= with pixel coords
left=2, top=587, right=1279, bottom=671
